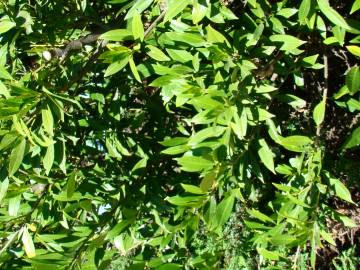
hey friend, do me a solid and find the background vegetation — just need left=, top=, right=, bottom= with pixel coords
left=0, top=0, right=359, bottom=269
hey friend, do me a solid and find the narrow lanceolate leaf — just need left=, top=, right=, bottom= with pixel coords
left=298, top=0, right=311, bottom=25
left=9, top=138, right=26, bottom=176
left=317, top=0, right=350, bottom=30
left=329, top=178, right=354, bottom=204
left=104, top=54, right=130, bottom=77
left=351, top=0, right=360, bottom=14
left=125, top=0, right=153, bottom=20
left=43, top=143, right=54, bottom=175
left=0, top=65, right=13, bottom=80
left=129, top=56, right=141, bottom=82
left=345, top=66, right=360, bottom=94
left=342, top=126, right=360, bottom=149
left=176, top=156, right=213, bottom=172
left=8, top=195, right=21, bottom=216
left=146, top=45, right=170, bottom=61
left=164, top=0, right=191, bottom=22
left=67, top=172, right=76, bottom=199
left=42, top=105, right=54, bottom=136
left=313, top=100, right=326, bottom=126
left=22, top=226, right=36, bottom=258
left=188, top=126, right=226, bottom=146
left=132, top=13, right=144, bottom=41
left=247, top=208, right=275, bottom=224
left=100, top=29, right=133, bottom=41
left=257, top=139, right=275, bottom=173
left=346, top=46, right=360, bottom=57
left=0, top=178, right=9, bottom=203
left=214, top=195, right=234, bottom=229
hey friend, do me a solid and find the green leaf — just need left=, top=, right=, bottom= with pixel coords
left=22, top=226, right=36, bottom=258
left=181, top=184, right=207, bottom=195
left=206, top=25, right=228, bottom=45
left=346, top=45, right=360, bottom=57
left=299, top=0, right=311, bottom=25
left=166, top=49, right=193, bottom=63
left=214, top=195, right=234, bottom=228
left=0, top=177, right=9, bottom=203
left=8, top=195, right=21, bottom=216
left=337, top=214, right=357, bottom=228
left=159, top=137, right=188, bottom=147
left=192, top=0, right=208, bottom=24
left=317, top=0, right=350, bottom=30
left=129, top=56, right=141, bottom=82
left=165, top=32, right=205, bottom=47
left=0, top=19, right=16, bottom=34
left=0, top=65, right=13, bottom=80
left=67, top=172, right=76, bottom=199
left=257, top=248, right=281, bottom=261
left=188, top=126, right=226, bottom=146
left=176, top=156, right=213, bottom=172
left=342, top=125, right=360, bottom=149
left=329, top=177, right=354, bottom=204
left=125, top=0, right=153, bottom=19
left=351, top=0, right=360, bottom=14
left=320, top=230, right=336, bottom=246
left=346, top=66, right=360, bottom=94
left=164, top=0, right=191, bottom=22
left=100, top=29, right=133, bottom=41
left=257, top=139, right=275, bottom=173
left=146, top=45, right=170, bottom=61
left=43, top=144, right=54, bottom=175
left=247, top=208, right=275, bottom=224
left=280, top=135, right=313, bottom=152
left=165, top=195, right=206, bottom=207
left=161, top=144, right=190, bottom=155
left=9, top=138, right=26, bottom=176
left=104, top=54, right=130, bottom=77
left=313, top=100, right=326, bottom=126
left=269, top=34, right=306, bottom=52
left=132, top=13, right=144, bottom=41
left=42, top=105, right=54, bottom=136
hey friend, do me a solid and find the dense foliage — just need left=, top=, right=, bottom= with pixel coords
left=0, top=0, right=359, bottom=269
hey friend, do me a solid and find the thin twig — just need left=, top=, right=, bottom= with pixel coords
left=316, top=53, right=328, bottom=136
left=143, top=10, right=166, bottom=39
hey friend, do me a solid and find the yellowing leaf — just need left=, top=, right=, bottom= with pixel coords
left=346, top=45, right=360, bottom=57
left=22, top=226, right=36, bottom=258
left=0, top=19, right=16, bottom=34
